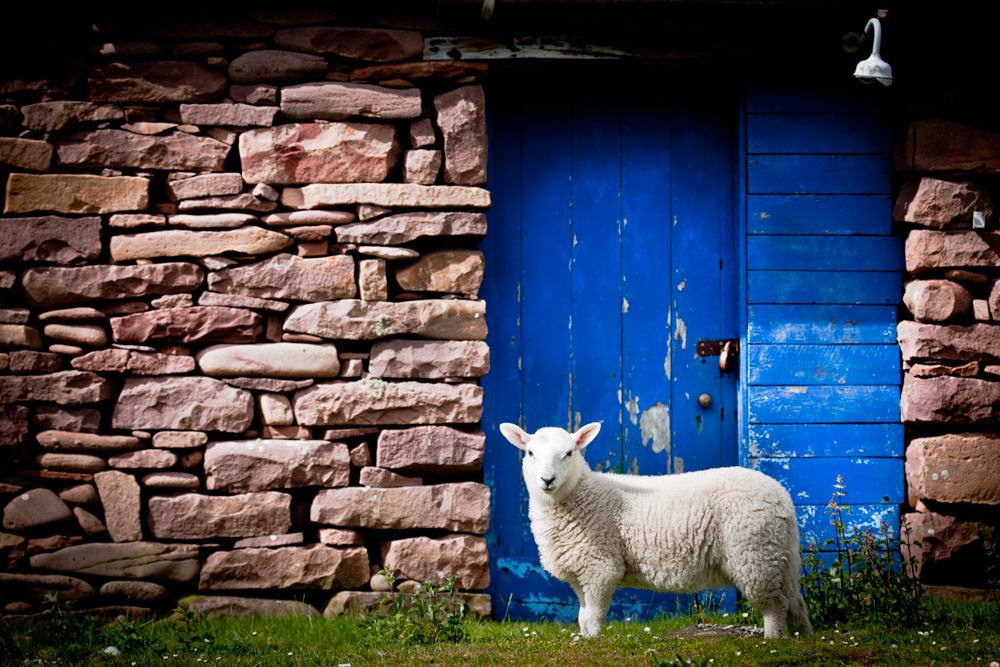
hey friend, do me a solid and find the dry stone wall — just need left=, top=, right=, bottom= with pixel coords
left=0, top=15, right=492, bottom=620
left=895, top=116, right=1000, bottom=589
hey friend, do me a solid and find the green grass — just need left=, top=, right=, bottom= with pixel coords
left=3, top=598, right=999, bottom=667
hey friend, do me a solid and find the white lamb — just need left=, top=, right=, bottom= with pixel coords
left=499, top=421, right=813, bottom=639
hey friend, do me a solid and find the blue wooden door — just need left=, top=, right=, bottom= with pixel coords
left=481, top=69, right=739, bottom=621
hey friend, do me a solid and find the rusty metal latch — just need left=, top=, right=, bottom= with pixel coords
left=696, top=339, right=739, bottom=374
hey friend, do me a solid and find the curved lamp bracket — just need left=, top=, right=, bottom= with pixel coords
left=854, top=18, right=893, bottom=86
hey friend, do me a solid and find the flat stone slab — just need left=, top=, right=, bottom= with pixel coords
left=110, top=227, right=292, bottom=262
left=5, top=174, right=149, bottom=215
left=112, top=376, right=254, bottom=433
left=148, top=491, right=291, bottom=539
left=369, top=340, right=489, bottom=379
left=0, top=216, right=101, bottom=265
left=906, top=230, right=1000, bottom=274
left=336, top=211, right=487, bottom=245
left=901, top=375, right=1000, bottom=424
left=29, top=542, right=200, bottom=582
left=20, top=262, right=204, bottom=308
left=906, top=432, right=1000, bottom=505
left=88, top=61, right=226, bottom=103
left=198, top=545, right=369, bottom=591
left=897, top=321, right=1000, bottom=362
left=293, top=380, right=483, bottom=426
left=3, top=488, right=73, bottom=531
left=197, top=342, right=341, bottom=377
left=281, top=82, right=421, bottom=121
left=111, top=306, right=262, bottom=345
left=311, top=482, right=490, bottom=533
left=205, top=439, right=350, bottom=492
left=382, top=534, right=489, bottom=590
left=56, top=129, right=231, bottom=171
left=94, top=470, right=142, bottom=542
left=281, top=183, right=491, bottom=209
left=0, top=573, right=95, bottom=602
left=173, top=594, right=320, bottom=619
left=207, top=253, right=355, bottom=302
left=376, top=425, right=485, bottom=474
left=284, top=299, right=487, bottom=341
left=100, top=580, right=168, bottom=602
left=0, top=371, right=113, bottom=406
left=36, top=430, right=141, bottom=453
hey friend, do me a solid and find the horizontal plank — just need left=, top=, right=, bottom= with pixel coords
left=748, top=423, right=905, bottom=458
left=748, top=194, right=892, bottom=236
left=748, top=236, right=904, bottom=272
left=748, top=304, right=897, bottom=344
left=748, top=385, right=901, bottom=423
left=751, top=456, right=904, bottom=504
left=747, top=344, right=900, bottom=385
left=797, top=503, right=901, bottom=552
left=748, top=271, right=901, bottom=305
left=747, top=82, right=889, bottom=114
left=748, top=155, right=891, bottom=194
left=748, top=114, right=891, bottom=154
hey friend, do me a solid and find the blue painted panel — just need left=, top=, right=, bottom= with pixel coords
left=751, top=457, right=905, bottom=504
left=798, top=503, right=901, bottom=552
left=621, top=85, right=674, bottom=477
left=748, top=155, right=891, bottom=194
left=747, top=236, right=904, bottom=272
left=748, top=423, right=904, bottom=458
left=748, top=270, right=901, bottom=304
left=747, top=344, right=900, bottom=385
left=747, top=82, right=889, bottom=114
left=747, top=114, right=891, bottom=154
left=748, top=304, right=897, bottom=344
left=747, top=385, right=901, bottom=424
left=748, top=194, right=892, bottom=236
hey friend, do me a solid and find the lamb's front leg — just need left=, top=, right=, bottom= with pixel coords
left=575, top=577, right=617, bottom=638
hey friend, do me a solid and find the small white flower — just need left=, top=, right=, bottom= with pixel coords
left=644, top=627, right=651, bottom=633
left=103, top=647, right=121, bottom=656
left=742, top=612, right=749, bottom=618
left=988, top=662, right=998, bottom=667
left=252, top=631, right=257, bottom=636
left=891, top=644, right=897, bottom=649
left=973, top=639, right=979, bottom=644
left=735, top=652, right=741, bottom=656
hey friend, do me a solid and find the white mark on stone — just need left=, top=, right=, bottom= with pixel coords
left=941, top=469, right=949, bottom=479
left=626, top=393, right=640, bottom=426
left=673, top=316, right=687, bottom=350
left=20, top=493, right=30, bottom=501
left=931, top=473, right=939, bottom=481
left=622, top=297, right=629, bottom=314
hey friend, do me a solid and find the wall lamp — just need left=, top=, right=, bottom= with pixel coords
left=852, top=17, right=892, bottom=86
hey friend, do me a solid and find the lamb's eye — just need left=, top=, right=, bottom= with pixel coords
left=526, top=450, right=534, bottom=457
left=562, top=451, right=572, bottom=459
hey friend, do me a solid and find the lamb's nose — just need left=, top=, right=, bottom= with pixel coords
left=541, top=476, right=555, bottom=487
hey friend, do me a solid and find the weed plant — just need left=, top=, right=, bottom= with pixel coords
left=801, top=475, right=925, bottom=629
left=360, top=567, right=470, bottom=645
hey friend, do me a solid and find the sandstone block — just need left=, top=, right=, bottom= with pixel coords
left=0, top=216, right=101, bottom=265
left=169, top=213, right=257, bottom=229
left=395, top=249, right=484, bottom=297
left=36, top=453, right=106, bottom=472
left=56, top=130, right=231, bottom=171
left=100, top=580, right=168, bottom=603
left=434, top=85, right=487, bottom=185
left=33, top=406, right=101, bottom=433
left=108, top=449, right=178, bottom=470
left=223, top=377, right=314, bottom=393
left=89, top=61, right=226, bottom=103
left=369, top=340, right=489, bottom=379
left=177, top=192, right=278, bottom=213
left=0, top=532, right=26, bottom=569
left=281, top=82, right=421, bottom=121
left=112, top=376, right=254, bottom=433
left=58, top=484, right=99, bottom=505
left=109, top=213, right=166, bottom=228
left=311, top=482, right=490, bottom=533
left=233, top=532, right=304, bottom=549
left=71, top=348, right=197, bottom=375
left=73, top=506, right=107, bottom=537
left=360, top=467, right=422, bottom=488
left=336, top=211, right=487, bottom=245
left=900, top=512, right=983, bottom=584
left=0, top=404, right=28, bottom=448
left=991, top=280, right=1000, bottom=321
left=199, top=545, right=369, bottom=591
left=179, top=103, right=279, bottom=126
left=0, top=371, right=113, bottom=406
left=318, top=528, right=365, bottom=546
left=111, top=306, right=262, bottom=345
left=0, top=325, right=42, bottom=349
left=21, top=101, right=123, bottom=132
left=198, top=292, right=288, bottom=313
left=259, top=393, right=294, bottom=425
left=904, top=280, right=973, bottom=322
left=38, top=307, right=106, bottom=323
left=382, top=535, right=489, bottom=590
left=376, top=426, right=485, bottom=474
left=975, top=299, right=991, bottom=321
left=906, top=230, right=1000, bottom=274
left=175, top=594, right=320, bottom=619
left=359, top=245, right=418, bottom=260
left=196, top=342, right=341, bottom=378
left=911, top=362, right=979, bottom=379
left=352, top=61, right=489, bottom=83
left=141, top=472, right=200, bottom=489
left=166, top=173, right=244, bottom=201
left=284, top=299, right=487, bottom=341
left=274, top=26, right=422, bottom=62
left=148, top=491, right=291, bottom=539
left=897, top=321, right=1000, bottom=362
left=893, top=177, right=995, bottom=229
left=21, top=262, right=204, bottom=308
left=3, top=488, right=73, bottom=531
left=239, top=122, right=400, bottom=185
left=0, top=573, right=95, bottom=602
left=109, top=227, right=291, bottom=261
left=207, top=253, right=355, bottom=301
left=359, top=259, right=388, bottom=301
left=906, top=432, right=1000, bottom=505
left=293, top=380, right=483, bottom=426
left=281, top=183, right=491, bottom=210
left=403, top=149, right=442, bottom=185
left=43, top=324, right=107, bottom=348
left=229, top=84, right=278, bottom=105
left=227, top=50, right=327, bottom=84
left=205, top=439, right=350, bottom=492
left=901, top=375, right=1000, bottom=424
left=36, top=430, right=141, bottom=453
left=0, top=137, right=53, bottom=172
left=30, top=542, right=200, bottom=582
left=5, top=174, right=148, bottom=215
left=9, top=350, right=61, bottom=373
left=262, top=210, right=356, bottom=226
left=895, top=118, right=1000, bottom=176
left=349, top=442, right=373, bottom=467
left=152, top=431, right=207, bottom=449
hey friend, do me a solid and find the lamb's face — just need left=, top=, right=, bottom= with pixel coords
left=499, top=422, right=602, bottom=498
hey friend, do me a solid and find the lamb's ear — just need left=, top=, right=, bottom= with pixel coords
left=499, top=423, right=531, bottom=450
left=572, top=422, right=601, bottom=450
